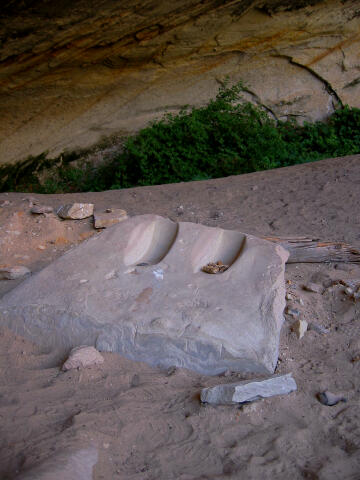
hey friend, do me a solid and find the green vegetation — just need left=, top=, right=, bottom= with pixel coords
left=2, top=81, right=360, bottom=193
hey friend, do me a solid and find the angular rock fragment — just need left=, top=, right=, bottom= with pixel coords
left=30, top=205, right=53, bottom=214
left=0, top=215, right=288, bottom=375
left=201, top=261, right=229, bottom=274
left=303, top=283, right=324, bottom=294
left=94, top=208, right=127, bottom=228
left=57, top=203, right=94, bottom=220
left=293, top=319, right=308, bottom=339
left=0, top=266, right=31, bottom=280
left=317, top=391, right=347, bottom=406
left=309, top=322, right=329, bottom=335
left=285, top=306, right=300, bottom=318
left=201, top=373, right=297, bottom=405
left=62, top=346, right=104, bottom=371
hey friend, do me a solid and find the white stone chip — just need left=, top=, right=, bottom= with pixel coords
left=293, top=319, right=308, bottom=339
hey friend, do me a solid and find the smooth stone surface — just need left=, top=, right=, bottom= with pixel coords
left=57, top=203, right=94, bottom=220
left=62, top=345, right=104, bottom=371
left=0, top=214, right=288, bottom=375
left=201, top=373, right=297, bottom=404
left=0, top=266, right=31, bottom=280
left=30, top=205, right=53, bottom=214
left=94, top=208, right=128, bottom=228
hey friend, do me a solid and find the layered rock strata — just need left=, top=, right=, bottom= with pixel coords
left=0, top=0, right=359, bottom=166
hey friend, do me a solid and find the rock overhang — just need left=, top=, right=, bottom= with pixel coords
left=0, top=0, right=359, bottom=167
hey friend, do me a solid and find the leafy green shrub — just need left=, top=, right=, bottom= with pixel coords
left=3, top=81, right=360, bottom=193
left=109, top=82, right=360, bottom=189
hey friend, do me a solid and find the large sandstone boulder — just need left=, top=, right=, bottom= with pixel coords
left=0, top=0, right=359, bottom=168
left=0, top=215, right=288, bottom=375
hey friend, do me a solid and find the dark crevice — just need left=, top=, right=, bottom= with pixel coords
left=272, top=53, right=343, bottom=108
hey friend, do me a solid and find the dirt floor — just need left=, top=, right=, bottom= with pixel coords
left=0, top=155, right=360, bottom=479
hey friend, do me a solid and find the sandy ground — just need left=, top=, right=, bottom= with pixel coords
left=0, top=155, right=360, bottom=479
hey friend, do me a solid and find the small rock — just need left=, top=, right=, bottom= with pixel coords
left=240, top=402, right=259, bottom=414
left=0, top=200, right=11, bottom=207
left=201, top=261, right=229, bottom=274
left=309, top=322, right=330, bottom=335
left=79, top=279, right=88, bottom=284
left=105, top=270, right=117, bottom=280
left=344, top=287, right=354, bottom=296
left=31, top=205, right=53, bottom=214
left=0, top=266, right=31, bottom=280
left=351, top=354, right=360, bottom=363
left=57, top=203, right=94, bottom=220
left=285, top=306, right=300, bottom=318
left=94, top=208, right=127, bottom=228
left=62, top=346, right=104, bottom=371
left=303, top=283, right=324, bottom=294
left=285, top=292, right=294, bottom=301
left=317, top=391, right=347, bottom=406
left=201, top=373, right=297, bottom=405
left=130, top=374, right=140, bottom=387
left=292, top=319, right=308, bottom=339
left=298, top=297, right=305, bottom=306
left=124, top=267, right=138, bottom=274
left=166, top=366, right=177, bottom=377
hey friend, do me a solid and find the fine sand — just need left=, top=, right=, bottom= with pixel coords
left=0, top=155, right=360, bottom=479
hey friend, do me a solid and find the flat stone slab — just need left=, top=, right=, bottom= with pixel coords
left=201, top=373, right=297, bottom=404
left=0, top=215, right=288, bottom=375
left=94, top=208, right=127, bottom=228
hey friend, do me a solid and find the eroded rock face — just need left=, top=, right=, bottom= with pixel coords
left=0, top=0, right=359, bottom=165
left=0, top=215, right=288, bottom=375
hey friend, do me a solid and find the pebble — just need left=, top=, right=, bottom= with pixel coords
left=240, top=402, right=259, bottom=414
left=166, top=366, right=177, bottom=377
left=309, top=322, right=330, bottom=335
left=130, top=374, right=140, bottom=387
left=285, top=306, right=300, bottom=318
left=30, top=205, right=53, bottom=214
left=93, top=208, right=127, bottom=228
left=57, top=203, right=94, bottom=220
left=0, top=266, right=31, bottom=280
left=62, top=346, right=104, bottom=371
left=292, top=319, right=308, bottom=339
left=303, top=283, right=324, bottom=294
left=105, top=270, right=117, bottom=280
left=317, top=391, right=347, bottom=406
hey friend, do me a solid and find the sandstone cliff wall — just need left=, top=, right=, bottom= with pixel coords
left=0, top=0, right=359, bottom=166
